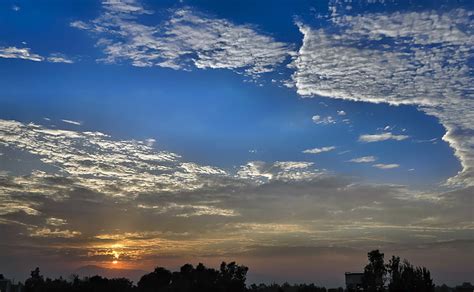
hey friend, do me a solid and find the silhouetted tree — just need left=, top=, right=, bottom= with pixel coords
left=217, top=261, right=248, bottom=292
left=386, top=255, right=434, bottom=292
left=387, top=256, right=403, bottom=292
left=362, top=250, right=386, bottom=292
left=138, top=267, right=172, bottom=292
left=25, top=267, right=45, bottom=292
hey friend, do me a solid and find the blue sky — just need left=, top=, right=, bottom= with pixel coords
left=0, top=0, right=473, bottom=287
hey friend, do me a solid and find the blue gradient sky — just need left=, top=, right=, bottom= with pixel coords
left=0, top=0, right=473, bottom=287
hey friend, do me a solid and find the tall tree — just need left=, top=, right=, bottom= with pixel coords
left=362, top=250, right=386, bottom=292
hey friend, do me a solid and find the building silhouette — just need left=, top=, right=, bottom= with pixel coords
left=345, top=272, right=364, bottom=291
left=0, top=276, right=23, bottom=292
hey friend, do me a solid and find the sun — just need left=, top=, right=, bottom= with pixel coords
left=112, top=260, right=118, bottom=265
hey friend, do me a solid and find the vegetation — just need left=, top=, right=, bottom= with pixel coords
left=2, top=250, right=464, bottom=292
left=361, top=250, right=435, bottom=292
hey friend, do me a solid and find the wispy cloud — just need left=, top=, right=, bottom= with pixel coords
left=349, top=156, right=377, bottom=163
left=373, top=163, right=400, bottom=169
left=302, top=146, right=336, bottom=154
left=47, top=53, right=74, bottom=64
left=359, top=132, right=409, bottom=143
left=0, top=46, right=74, bottom=64
left=0, top=46, right=43, bottom=62
left=61, top=119, right=82, bottom=126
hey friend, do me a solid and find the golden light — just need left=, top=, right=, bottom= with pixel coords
left=112, top=260, right=118, bottom=265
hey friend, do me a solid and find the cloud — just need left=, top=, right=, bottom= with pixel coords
left=144, top=138, right=155, bottom=147
left=337, top=110, right=346, bottom=116
left=0, top=119, right=228, bottom=197
left=61, top=119, right=82, bottom=126
left=302, top=146, right=336, bottom=154
left=71, top=2, right=292, bottom=78
left=102, top=0, right=153, bottom=14
left=359, top=132, right=409, bottom=143
left=237, top=161, right=323, bottom=183
left=289, top=7, right=474, bottom=186
left=312, top=115, right=336, bottom=125
left=0, top=120, right=472, bottom=281
left=28, top=227, right=81, bottom=238
left=47, top=53, right=74, bottom=64
left=373, top=163, right=400, bottom=170
left=46, top=217, right=67, bottom=226
left=0, top=46, right=74, bottom=64
left=138, top=202, right=238, bottom=217
left=349, top=156, right=377, bottom=163
left=12, top=5, right=20, bottom=11
left=0, top=46, right=44, bottom=62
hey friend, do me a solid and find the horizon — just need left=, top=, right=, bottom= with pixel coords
left=0, top=0, right=473, bottom=289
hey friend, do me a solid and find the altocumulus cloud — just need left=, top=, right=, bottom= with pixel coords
left=289, top=3, right=474, bottom=187
left=0, top=118, right=473, bottom=281
left=71, top=0, right=292, bottom=78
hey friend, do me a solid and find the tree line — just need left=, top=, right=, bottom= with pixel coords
left=4, top=250, right=466, bottom=292
left=361, top=249, right=434, bottom=292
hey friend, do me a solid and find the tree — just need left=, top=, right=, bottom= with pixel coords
left=386, top=257, right=434, bottom=292
left=362, top=250, right=386, bottom=292
left=137, top=267, right=172, bottom=292
left=217, top=261, right=248, bottom=292
left=387, top=256, right=403, bottom=292
left=25, top=267, right=45, bottom=292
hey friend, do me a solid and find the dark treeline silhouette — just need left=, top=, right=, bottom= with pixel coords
left=22, top=262, right=248, bottom=292
left=4, top=250, right=467, bottom=292
left=360, top=250, right=434, bottom=292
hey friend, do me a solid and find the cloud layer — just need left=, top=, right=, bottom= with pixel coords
left=71, top=0, right=292, bottom=78
left=0, top=119, right=472, bottom=267
left=290, top=7, right=474, bottom=186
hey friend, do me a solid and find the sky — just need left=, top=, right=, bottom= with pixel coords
left=0, top=0, right=473, bottom=287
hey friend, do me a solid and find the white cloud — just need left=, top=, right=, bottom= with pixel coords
left=47, top=53, right=74, bottom=64
left=0, top=46, right=44, bottom=62
left=359, top=132, right=409, bottom=143
left=302, top=146, right=336, bottom=154
left=61, top=119, right=82, bottom=126
left=28, top=227, right=81, bottom=238
left=12, top=5, right=20, bottom=11
left=0, top=119, right=229, bottom=197
left=349, top=156, right=377, bottom=163
left=312, top=115, right=336, bottom=125
left=46, top=217, right=67, bottom=226
left=237, top=161, right=322, bottom=183
left=289, top=8, right=474, bottom=186
left=138, top=202, right=238, bottom=217
left=71, top=3, right=292, bottom=78
left=337, top=110, right=346, bottom=116
left=145, top=138, right=156, bottom=147
left=373, top=163, right=400, bottom=170
left=102, top=0, right=153, bottom=14
left=0, top=46, right=74, bottom=64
